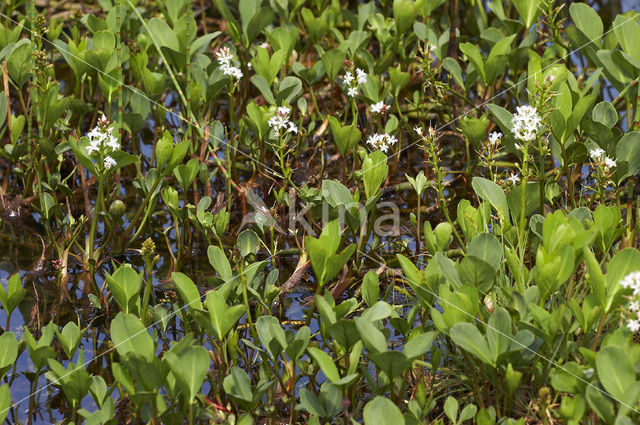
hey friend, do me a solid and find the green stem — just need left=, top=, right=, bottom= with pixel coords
left=141, top=259, right=153, bottom=324
left=416, top=194, right=421, bottom=261
left=122, top=175, right=162, bottom=242
left=538, top=138, right=545, bottom=215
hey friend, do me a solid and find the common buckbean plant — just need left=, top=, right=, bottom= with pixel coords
left=0, top=0, right=639, bottom=424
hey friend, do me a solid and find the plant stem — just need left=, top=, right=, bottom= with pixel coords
left=538, top=138, right=545, bottom=215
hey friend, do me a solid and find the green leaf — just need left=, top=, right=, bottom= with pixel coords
left=0, top=273, right=25, bottom=315
left=444, top=396, right=459, bottom=423
left=370, top=351, right=411, bottom=380
left=251, top=48, right=287, bottom=85
left=148, top=18, right=180, bottom=51
left=328, top=117, right=361, bottom=157
left=110, top=313, right=154, bottom=362
left=354, top=316, right=388, bottom=354
left=172, top=272, right=203, bottom=310
left=155, top=130, right=174, bottom=171
left=596, top=346, right=636, bottom=403
left=569, top=3, right=603, bottom=45
left=586, top=382, right=615, bottom=423
left=223, top=366, right=254, bottom=405
left=614, top=14, right=640, bottom=63
left=106, top=264, right=142, bottom=315
left=442, top=57, right=464, bottom=88
left=276, top=76, right=302, bottom=106
left=393, top=0, right=417, bottom=34
left=362, top=151, right=389, bottom=199
left=362, top=271, right=380, bottom=308
left=472, top=177, right=508, bottom=220
left=615, top=131, right=640, bottom=182
left=512, top=0, right=542, bottom=28
left=250, top=75, right=275, bottom=104
left=0, top=333, right=17, bottom=379
left=308, top=347, right=341, bottom=382
left=321, top=49, right=345, bottom=81
left=467, top=233, right=501, bottom=270
left=205, top=290, right=244, bottom=340
left=256, top=315, right=287, bottom=359
left=363, top=396, right=405, bottom=425
left=450, top=322, right=494, bottom=366
left=0, top=385, right=10, bottom=423
left=173, top=158, right=199, bottom=193
left=207, top=245, right=234, bottom=282
left=592, top=101, right=617, bottom=128
left=164, top=345, right=209, bottom=403
left=237, top=230, right=261, bottom=257
left=403, top=331, right=435, bottom=359
left=6, top=39, right=32, bottom=88
left=460, top=42, right=486, bottom=84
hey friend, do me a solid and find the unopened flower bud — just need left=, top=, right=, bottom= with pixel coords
left=109, top=200, right=126, bottom=218
left=141, top=238, right=156, bottom=257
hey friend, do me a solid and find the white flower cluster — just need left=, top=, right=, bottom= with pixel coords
left=216, top=47, right=243, bottom=80
left=620, top=271, right=640, bottom=332
left=488, top=131, right=502, bottom=146
left=511, top=105, right=541, bottom=142
left=86, top=115, right=119, bottom=169
left=366, top=133, right=397, bottom=153
left=268, top=107, right=298, bottom=137
left=343, top=68, right=367, bottom=97
left=415, top=126, right=436, bottom=139
left=589, top=148, right=616, bottom=170
left=370, top=101, right=388, bottom=114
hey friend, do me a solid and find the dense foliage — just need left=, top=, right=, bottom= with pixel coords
left=0, top=0, right=639, bottom=424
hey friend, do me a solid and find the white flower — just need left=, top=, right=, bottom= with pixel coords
left=371, top=101, right=387, bottom=114
left=86, top=121, right=120, bottom=155
left=620, top=271, right=640, bottom=290
left=628, top=319, right=640, bottom=333
left=259, top=42, right=269, bottom=49
left=343, top=68, right=367, bottom=97
left=87, top=139, right=101, bottom=155
left=277, top=106, right=291, bottom=116
left=488, top=131, right=502, bottom=145
left=343, top=71, right=354, bottom=86
left=511, top=105, right=541, bottom=142
left=106, top=131, right=120, bottom=151
left=221, top=63, right=243, bottom=80
left=630, top=301, right=640, bottom=312
left=216, top=47, right=233, bottom=66
left=104, top=156, right=117, bottom=169
left=604, top=157, right=616, bottom=169
left=589, top=148, right=605, bottom=161
left=268, top=107, right=297, bottom=137
left=366, top=133, right=397, bottom=153
left=414, top=126, right=424, bottom=137
left=217, top=47, right=242, bottom=80
left=506, top=172, right=520, bottom=185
